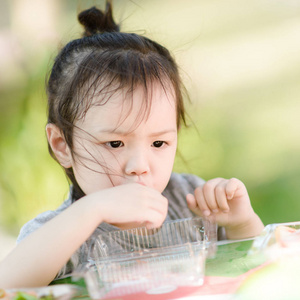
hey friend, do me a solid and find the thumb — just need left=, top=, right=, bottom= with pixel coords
left=186, top=193, right=198, bottom=210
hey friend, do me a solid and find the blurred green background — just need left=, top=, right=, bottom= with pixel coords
left=0, top=0, right=300, bottom=241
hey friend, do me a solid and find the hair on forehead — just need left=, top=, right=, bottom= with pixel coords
left=71, top=48, right=177, bottom=129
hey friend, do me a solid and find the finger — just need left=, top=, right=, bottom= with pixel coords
left=194, top=187, right=211, bottom=217
left=149, top=194, right=168, bottom=215
left=202, top=178, right=223, bottom=213
left=186, top=193, right=205, bottom=217
left=138, top=206, right=167, bottom=229
left=144, top=210, right=166, bottom=229
left=215, top=182, right=230, bottom=212
left=225, top=178, right=242, bottom=200
left=141, top=187, right=168, bottom=214
left=186, top=193, right=198, bottom=210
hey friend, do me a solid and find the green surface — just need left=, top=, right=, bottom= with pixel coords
left=206, top=240, right=266, bottom=277
left=50, top=278, right=89, bottom=299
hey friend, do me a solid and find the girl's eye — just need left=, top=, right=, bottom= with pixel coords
left=152, top=141, right=165, bottom=148
left=106, top=141, right=124, bottom=148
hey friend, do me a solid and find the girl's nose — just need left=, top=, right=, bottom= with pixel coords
left=125, top=150, right=150, bottom=176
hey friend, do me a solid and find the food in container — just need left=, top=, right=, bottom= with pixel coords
left=249, top=221, right=300, bottom=258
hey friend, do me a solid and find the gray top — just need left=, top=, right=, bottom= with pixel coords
left=17, top=173, right=226, bottom=278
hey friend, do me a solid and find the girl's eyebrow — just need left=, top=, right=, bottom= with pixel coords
left=148, top=129, right=177, bottom=137
left=96, top=128, right=177, bottom=136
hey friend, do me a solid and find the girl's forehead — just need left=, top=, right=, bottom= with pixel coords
left=77, top=82, right=177, bottom=131
left=95, top=80, right=176, bottom=104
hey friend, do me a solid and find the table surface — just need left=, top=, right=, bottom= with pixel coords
left=52, top=238, right=267, bottom=299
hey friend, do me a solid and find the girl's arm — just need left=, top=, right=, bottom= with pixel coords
left=0, top=184, right=168, bottom=288
left=186, top=178, right=264, bottom=239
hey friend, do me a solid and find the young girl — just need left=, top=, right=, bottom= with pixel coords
left=0, top=2, right=263, bottom=288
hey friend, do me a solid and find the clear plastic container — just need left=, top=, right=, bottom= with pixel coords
left=234, top=222, right=300, bottom=300
left=74, top=217, right=217, bottom=299
left=249, top=221, right=300, bottom=258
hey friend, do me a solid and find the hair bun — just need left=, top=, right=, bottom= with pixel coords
left=78, top=2, right=119, bottom=37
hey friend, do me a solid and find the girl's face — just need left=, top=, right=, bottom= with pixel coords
left=70, top=83, right=178, bottom=195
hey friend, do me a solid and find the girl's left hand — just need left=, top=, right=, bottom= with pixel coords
left=186, top=178, right=263, bottom=238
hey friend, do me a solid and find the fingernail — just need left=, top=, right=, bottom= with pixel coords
left=212, top=209, right=219, bottom=213
left=203, top=210, right=211, bottom=216
left=223, top=209, right=229, bottom=213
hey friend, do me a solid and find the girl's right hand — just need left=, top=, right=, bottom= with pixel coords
left=88, top=183, right=168, bottom=230
left=0, top=184, right=167, bottom=288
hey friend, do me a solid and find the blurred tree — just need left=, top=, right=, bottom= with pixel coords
left=0, top=0, right=67, bottom=234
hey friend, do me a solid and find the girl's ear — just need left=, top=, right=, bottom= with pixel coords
left=46, top=124, right=72, bottom=168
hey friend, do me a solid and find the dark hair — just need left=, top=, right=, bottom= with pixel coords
left=46, top=1, right=187, bottom=200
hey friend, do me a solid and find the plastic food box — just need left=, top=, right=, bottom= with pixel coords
left=74, top=217, right=217, bottom=299
left=249, top=221, right=300, bottom=258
